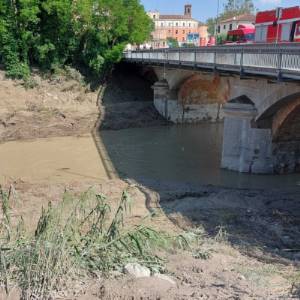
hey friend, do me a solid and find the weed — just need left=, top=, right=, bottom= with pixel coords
left=236, top=264, right=279, bottom=288
left=23, top=77, right=39, bottom=89
left=0, top=187, right=191, bottom=299
left=215, top=225, right=229, bottom=243
left=193, top=249, right=211, bottom=260
left=286, top=271, right=300, bottom=297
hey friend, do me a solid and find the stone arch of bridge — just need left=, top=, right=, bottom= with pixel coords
left=255, top=93, right=300, bottom=174
left=274, top=104, right=300, bottom=142
left=176, top=73, right=230, bottom=106
left=255, top=89, right=300, bottom=120
left=256, top=92, right=300, bottom=138
left=141, top=66, right=159, bottom=85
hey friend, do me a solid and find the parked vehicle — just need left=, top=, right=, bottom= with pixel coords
left=207, top=36, right=216, bottom=47
left=225, top=24, right=255, bottom=44
left=255, top=6, right=300, bottom=43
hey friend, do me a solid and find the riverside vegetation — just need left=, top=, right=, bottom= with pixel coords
left=0, top=185, right=204, bottom=299
left=0, top=0, right=153, bottom=81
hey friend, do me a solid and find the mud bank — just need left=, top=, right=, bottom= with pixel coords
left=1, top=180, right=300, bottom=300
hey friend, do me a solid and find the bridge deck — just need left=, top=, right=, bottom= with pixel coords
left=124, top=44, right=300, bottom=80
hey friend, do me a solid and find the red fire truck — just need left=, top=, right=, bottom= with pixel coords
left=225, top=24, right=255, bottom=44
left=255, top=6, right=300, bottom=43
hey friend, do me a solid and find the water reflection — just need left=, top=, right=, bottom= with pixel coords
left=100, top=124, right=300, bottom=189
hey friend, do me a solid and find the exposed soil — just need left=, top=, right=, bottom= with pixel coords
left=0, top=66, right=300, bottom=299
left=1, top=181, right=300, bottom=299
left=0, top=70, right=98, bottom=142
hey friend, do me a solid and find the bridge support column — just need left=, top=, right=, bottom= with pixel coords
left=153, top=80, right=170, bottom=120
left=221, top=102, right=274, bottom=174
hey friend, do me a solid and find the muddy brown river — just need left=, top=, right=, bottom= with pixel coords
left=0, top=135, right=108, bottom=183
left=1, top=124, right=300, bottom=189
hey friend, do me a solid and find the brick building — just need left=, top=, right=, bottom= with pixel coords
left=147, top=4, right=208, bottom=48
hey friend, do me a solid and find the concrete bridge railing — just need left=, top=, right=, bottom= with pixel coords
left=124, top=43, right=300, bottom=80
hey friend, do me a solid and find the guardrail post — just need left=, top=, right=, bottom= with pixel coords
left=277, top=51, right=283, bottom=82
left=240, top=48, right=244, bottom=78
left=166, top=49, right=169, bottom=64
left=213, top=49, right=217, bottom=72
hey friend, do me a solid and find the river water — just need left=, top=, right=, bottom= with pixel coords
left=1, top=124, right=300, bottom=189
left=100, top=124, right=300, bottom=189
left=0, top=135, right=108, bottom=184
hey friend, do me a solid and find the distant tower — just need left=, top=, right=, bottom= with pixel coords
left=184, top=4, right=192, bottom=17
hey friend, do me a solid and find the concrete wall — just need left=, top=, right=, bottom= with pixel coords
left=221, top=102, right=274, bottom=174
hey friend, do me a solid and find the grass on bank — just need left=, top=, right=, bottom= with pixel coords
left=0, top=186, right=199, bottom=299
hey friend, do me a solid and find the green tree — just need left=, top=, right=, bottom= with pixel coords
left=167, top=37, right=179, bottom=48
left=222, top=0, right=255, bottom=19
left=206, top=0, right=255, bottom=39
left=0, top=0, right=153, bottom=80
left=206, top=17, right=216, bottom=36
left=0, top=0, right=40, bottom=78
left=75, top=0, right=153, bottom=76
left=36, top=0, right=76, bottom=69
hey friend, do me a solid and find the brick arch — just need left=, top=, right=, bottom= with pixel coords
left=256, top=93, right=300, bottom=134
left=257, top=95, right=300, bottom=174
left=256, top=91, right=300, bottom=122
left=274, top=104, right=300, bottom=142
left=177, top=73, right=230, bottom=105
left=272, top=104, right=300, bottom=174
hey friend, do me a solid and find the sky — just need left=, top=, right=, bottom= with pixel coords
left=140, top=0, right=300, bottom=22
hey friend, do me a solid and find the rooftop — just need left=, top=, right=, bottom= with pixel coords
left=160, top=14, right=192, bottom=20
left=220, top=14, right=256, bottom=24
left=159, top=15, right=200, bottom=23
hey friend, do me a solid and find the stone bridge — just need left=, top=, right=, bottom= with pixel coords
left=124, top=44, right=300, bottom=175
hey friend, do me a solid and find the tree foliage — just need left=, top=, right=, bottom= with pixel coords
left=222, top=0, right=255, bottom=19
left=167, top=37, right=179, bottom=48
left=206, top=18, right=216, bottom=36
left=206, top=0, right=255, bottom=36
left=0, top=0, right=152, bottom=79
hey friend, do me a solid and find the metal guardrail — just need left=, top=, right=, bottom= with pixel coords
left=124, top=44, right=300, bottom=80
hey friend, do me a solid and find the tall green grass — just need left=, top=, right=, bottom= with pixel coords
left=0, top=187, right=186, bottom=299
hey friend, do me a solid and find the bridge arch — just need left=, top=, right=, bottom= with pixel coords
left=257, top=88, right=300, bottom=118
left=271, top=97, right=300, bottom=173
left=253, top=92, right=300, bottom=174
left=177, top=73, right=230, bottom=106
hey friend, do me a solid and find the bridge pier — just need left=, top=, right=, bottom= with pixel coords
left=153, top=80, right=169, bottom=120
left=153, top=80, right=183, bottom=123
left=221, top=101, right=274, bottom=174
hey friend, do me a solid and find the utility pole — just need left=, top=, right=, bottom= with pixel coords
left=215, top=0, right=220, bottom=36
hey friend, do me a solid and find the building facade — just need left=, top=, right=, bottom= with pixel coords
left=147, top=4, right=208, bottom=48
left=216, top=14, right=256, bottom=36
